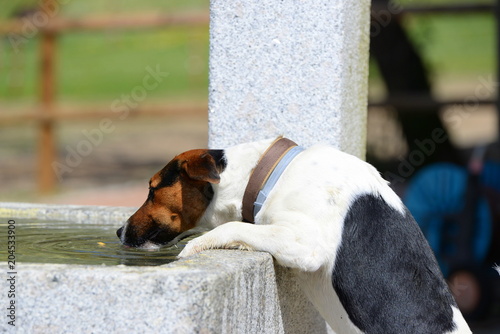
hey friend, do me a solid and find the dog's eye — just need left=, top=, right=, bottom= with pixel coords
left=170, top=214, right=178, bottom=221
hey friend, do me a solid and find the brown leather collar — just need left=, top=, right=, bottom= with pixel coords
left=242, top=137, right=299, bottom=223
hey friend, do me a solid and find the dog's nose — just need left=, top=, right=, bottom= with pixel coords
left=116, top=226, right=124, bottom=238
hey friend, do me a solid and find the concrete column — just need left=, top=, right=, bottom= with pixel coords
left=208, top=0, right=371, bottom=158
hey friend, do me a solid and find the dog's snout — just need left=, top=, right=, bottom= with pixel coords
left=116, top=226, right=124, bottom=238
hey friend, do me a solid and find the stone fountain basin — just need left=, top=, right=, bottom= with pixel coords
left=0, top=202, right=330, bottom=333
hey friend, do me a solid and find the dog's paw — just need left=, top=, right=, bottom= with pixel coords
left=177, top=229, right=253, bottom=258
left=178, top=237, right=210, bottom=258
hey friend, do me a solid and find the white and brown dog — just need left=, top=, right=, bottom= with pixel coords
left=117, top=137, right=471, bottom=334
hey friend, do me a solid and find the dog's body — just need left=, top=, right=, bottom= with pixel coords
left=118, top=138, right=471, bottom=333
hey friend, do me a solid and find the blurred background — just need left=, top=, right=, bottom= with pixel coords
left=0, top=0, right=499, bottom=328
left=1, top=0, right=210, bottom=205
left=0, top=0, right=496, bottom=203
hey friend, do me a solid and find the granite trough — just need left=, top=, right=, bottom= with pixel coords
left=0, top=202, right=332, bottom=333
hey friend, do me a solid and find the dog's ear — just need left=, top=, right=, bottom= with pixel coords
left=181, top=151, right=221, bottom=184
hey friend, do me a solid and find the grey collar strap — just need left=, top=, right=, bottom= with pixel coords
left=253, top=145, right=304, bottom=220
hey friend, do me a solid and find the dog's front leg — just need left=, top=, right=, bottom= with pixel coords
left=178, top=222, right=325, bottom=272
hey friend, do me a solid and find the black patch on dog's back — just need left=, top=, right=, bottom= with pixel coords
left=331, top=194, right=457, bottom=334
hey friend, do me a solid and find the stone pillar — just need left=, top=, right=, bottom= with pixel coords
left=208, top=0, right=371, bottom=158
left=207, top=1, right=371, bottom=333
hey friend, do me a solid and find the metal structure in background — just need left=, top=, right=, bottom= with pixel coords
left=0, top=2, right=498, bottom=193
left=370, top=2, right=496, bottom=111
left=370, top=1, right=500, bottom=320
left=368, top=1, right=498, bottom=174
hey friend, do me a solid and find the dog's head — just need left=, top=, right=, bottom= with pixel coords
left=117, top=149, right=226, bottom=248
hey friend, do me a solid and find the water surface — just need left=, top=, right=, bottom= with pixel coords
left=0, top=218, right=200, bottom=266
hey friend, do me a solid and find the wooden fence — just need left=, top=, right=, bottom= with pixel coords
left=0, top=1, right=209, bottom=193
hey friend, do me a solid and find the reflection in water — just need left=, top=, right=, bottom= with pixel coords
left=0, top=218, right=206, bottom=266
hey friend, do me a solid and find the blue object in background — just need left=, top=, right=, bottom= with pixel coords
left=404, top=162, right=500, bottom=276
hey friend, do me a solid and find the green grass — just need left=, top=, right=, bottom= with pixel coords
left=1, top=0, right=208, bottom=20
left=56, top=27, right=209, bottom=101
left=0, top=0, right=209, bottom=103
left=1, top=28, right=209, bottom=103
left=403, top=12, right=495, bottom=79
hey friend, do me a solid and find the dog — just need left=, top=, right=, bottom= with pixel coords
left=117, top=137, right=471, bottom=334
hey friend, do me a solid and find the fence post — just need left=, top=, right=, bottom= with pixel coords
left=38, top=28, right=57, bottom=193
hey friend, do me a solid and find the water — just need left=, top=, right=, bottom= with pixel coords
left=0, top=218, right=202, bottom=266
